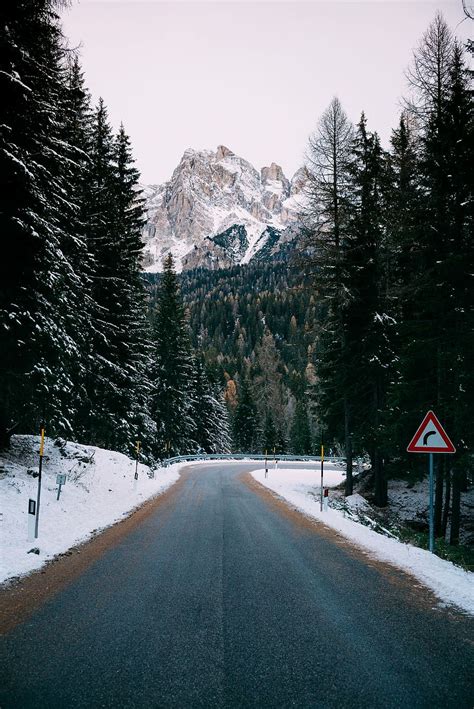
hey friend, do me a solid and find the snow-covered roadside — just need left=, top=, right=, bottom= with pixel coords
left=251, top=465, right=474, bottom=615
left=0, top=435, right=182, bottom=584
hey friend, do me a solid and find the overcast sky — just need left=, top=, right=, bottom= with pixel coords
left=61, top=1, right=471, bottom=184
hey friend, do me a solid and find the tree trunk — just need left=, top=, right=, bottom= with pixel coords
left=374, top=448, right=388, bottom=507
left=449, top=465, right=462, bottom=545
left=441, top=465, right=451, bottom=538
left=372, top=376, right=387, bottom=507
left=434, top=456, right=444, bottom=536
left=344, top=398, right=353, bottom=496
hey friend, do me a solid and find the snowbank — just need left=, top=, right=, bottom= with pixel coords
left=0, top=435, right=180, bottom=584
left=251, top=466, right=474, bottom=615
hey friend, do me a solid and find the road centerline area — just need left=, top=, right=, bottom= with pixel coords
left=1, top=463, right=473, bottom=709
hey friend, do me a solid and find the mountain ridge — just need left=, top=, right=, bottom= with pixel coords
left=141, top=145, right=305, bottom=272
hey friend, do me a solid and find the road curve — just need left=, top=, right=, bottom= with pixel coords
left=1, top=463, right=473, bottom=708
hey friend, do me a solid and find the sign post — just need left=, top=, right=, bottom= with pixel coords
left=56, top=473, right=66, bottom=501
left=134, top=440, right=141, bottom=491
left=320, top=444, right=324, bottom=512
left=34, top=427, right=45, bottom=539
left=135, top=440, right=141, bottom=481
left=28, top=499, right=36, bottom=541
left=407, top=410, right=456, bottom=553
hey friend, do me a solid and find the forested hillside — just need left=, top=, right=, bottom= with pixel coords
left=146, top=260, right=319, bottom=453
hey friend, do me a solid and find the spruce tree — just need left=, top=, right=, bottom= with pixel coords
left=233, top=376, right=258, bottom=452
left=0, top=0, right=84, bottom=441
left=151, top=254, right=196, bottom=457
left=262, top=414, right=278, bottom=454
left=342, top=114, right=392, bottom=506
left=58, top=56, right=96, bottom=439
left=111, top=124, right=153, bottom=452
left=82, top=98, right=126, bottom=448
left=289, top=401, right=312, bottom=455
left=403, top=16, right=473, bottom=540
left=192, top=357, right=231, bottom=453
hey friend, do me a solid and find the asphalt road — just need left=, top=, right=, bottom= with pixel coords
left=1, top=463, right=473, bottom=709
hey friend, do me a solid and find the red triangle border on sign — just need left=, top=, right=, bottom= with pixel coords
left=407, top=410, right=456, bottom=454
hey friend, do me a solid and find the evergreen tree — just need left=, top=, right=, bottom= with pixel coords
left=59, top=56, right=96, bottom=439
left=289, top=401, right=312, bottom=455
left=82, top=99, right=127, bottom=448
left=150, top=254, right=196, bottom=457
left=262, top=414, right=278, bottom=454
left=192, top=357, right=231, bottom=453
left=403, top=17, right=473, bottom=540
left=111, top=124, right=153, bottom=452
left=342, top=114, right=392, bottom=505
left=0, top=0, right=84, bottom=441
left=233, top=376, right=259, bottom=452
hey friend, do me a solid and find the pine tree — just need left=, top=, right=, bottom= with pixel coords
left=0, top=0, right=85, bottom=442
left=82, top=98, right=126, bottom=448
left=111, top=124, right=153, bottom=453
left=192, top=357, right=231, bottom=453
left=233, top=376, right=259, bottom=452
left=289, top=401, right=312, bottom=455
left=342, top=114, right=392, bottom=506
left=150, top=254, right=196, bottom=457
left=403, top=17, right=473, bottom=540
left=262, top=414, right=278, bottom=454
left=441, top=42, right=473, bottom=543
left=58, top=56, right=96, bottom=439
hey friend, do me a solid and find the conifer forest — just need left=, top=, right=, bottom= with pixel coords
left=1, top=1, right=472, bottom=550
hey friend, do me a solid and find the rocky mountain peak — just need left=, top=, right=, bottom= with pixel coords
left=141, top=147, right=306, bottom=272
left=216, top=145, right=234, bottom=160
left=261, top=162, right=285, bottom=184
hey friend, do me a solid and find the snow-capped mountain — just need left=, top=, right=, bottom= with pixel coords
left=141, top=145, right=305, bottom=272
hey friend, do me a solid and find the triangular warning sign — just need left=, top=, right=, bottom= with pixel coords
left=407, top=410, right=456, bottom=454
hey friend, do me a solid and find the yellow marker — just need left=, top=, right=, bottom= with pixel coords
left=321, top=444, right=324, bottom=462
left=39, top=428, right=45, bottom=458
left=136, top=440, right=141, bottom=454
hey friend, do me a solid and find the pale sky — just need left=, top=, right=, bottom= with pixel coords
left=61, top=1, right=471, bottom=184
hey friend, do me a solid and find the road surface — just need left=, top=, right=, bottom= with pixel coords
left=1, top=462, right=473, bottom=708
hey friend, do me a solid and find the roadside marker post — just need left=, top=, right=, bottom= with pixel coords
left=320, top=444, right=324, bottom=512
left=407, top=410, right=456, bottom=553
left=265, top=450, right=268, bottom=478
left=34, top=427, right=45, bottom=539
left=135, top=440, right=141, bottom=480
left=56, top=473, right=66, bottom=501
left=134, top=440, right=141, bottom=491
left=28, top=499, right=36, bottom=541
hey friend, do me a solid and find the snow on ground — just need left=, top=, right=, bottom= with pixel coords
left=0, top=435, right=181, bottom=585
left=251, top=464, right=474, bottom=615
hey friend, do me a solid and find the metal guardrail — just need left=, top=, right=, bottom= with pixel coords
left=160, top=453, right=347, bottom=468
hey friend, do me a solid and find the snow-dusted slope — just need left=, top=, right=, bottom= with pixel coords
left=0, top=435, right=180, bottom=583
left=141, top=146, right=306, bottom=272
